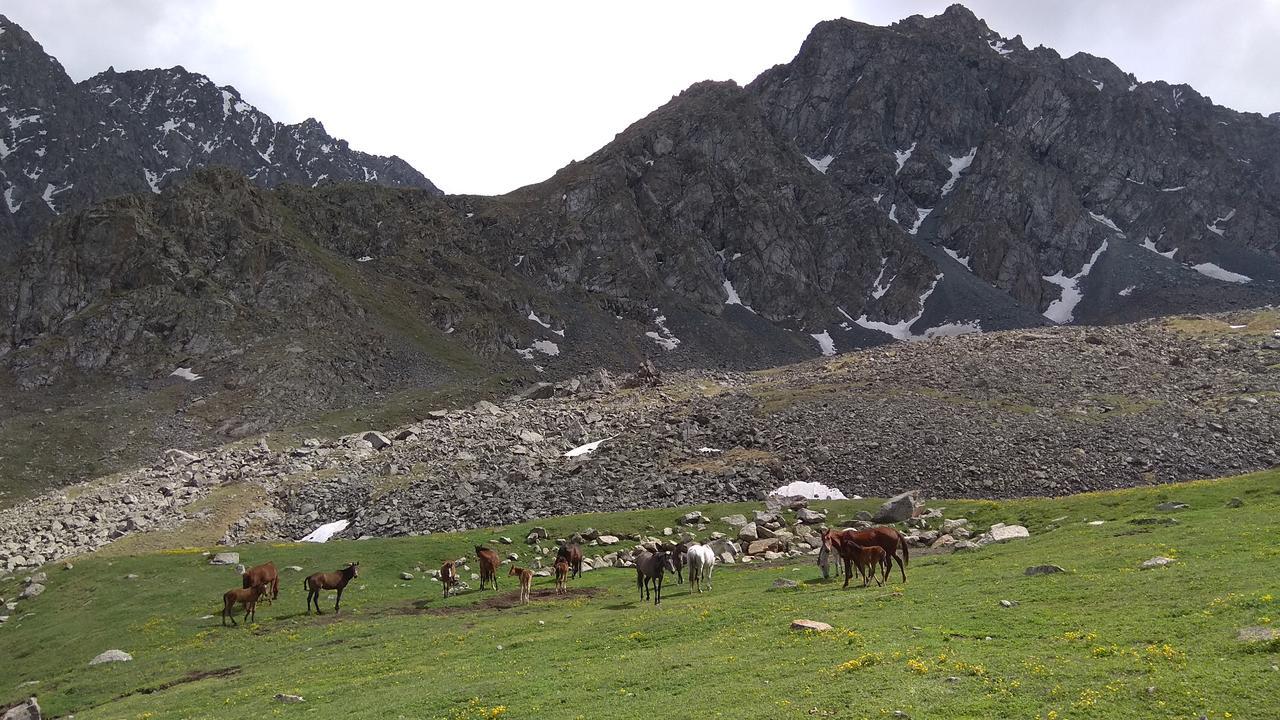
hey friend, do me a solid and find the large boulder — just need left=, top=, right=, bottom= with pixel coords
left=89, top=649, right=133, bottom=665
left=720, top=514, right=748, bottom=527
left=678, top=511, right=708, bottom=526
left=737, top=523, right=759, bottom=542
left=17, top=584, right=44, bottom=600
left=1, top=698, right=40, bottom=720
left=796, top=508, right=826, bottom=524
left=791, top=619, right=832, bottom=632
left=747, top=538, right=782, bottom=555
left=976, top=524, right=1029, bottom=545
left=209, top=552, right=240, bottom=565
left=362, top=431, right=392, bottom=450
left=872, top=490, right=920, bottom=523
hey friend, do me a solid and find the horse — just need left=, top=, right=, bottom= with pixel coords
left=440, top=560, right=459, bottom=598
left=817, top=544, right=845, bottom=580
left=822, top=526, right=909, bottom=583
left=659, top=542, right=688, bottom=584
left=304, top=562, right=359, bottom=614
left=242, top=561, right=279, bottom=603
left=509, top=565, right=533, bottom=604
left=475, top=546, right=501, bottom=590
left=554, top=559, right=570, bottom=594
left=849, top=544, right=888, bottom=587
left=634, top=550, right=676, bottom=605
left=556, top=543, right=583, bottom=579
left=223, top=582, right=270, bottom=626
left=686, top=543, right=716, bottom=593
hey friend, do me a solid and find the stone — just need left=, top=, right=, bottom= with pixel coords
left=1, top=697, right=40, bottom=720
left=518, top=429, right=544, bottom=443
left=796, top=508, right=826, bottom=524
left=209, top=552, right=239, bottom=565
left=597, top=535, right=619, bottom=546
left=872, top=490, right=920, bottom=523
left=400, top=572, right=414, bottom=580
left=1237, top=626, right=1280, bottom=643
left=1155, top=502, right=1189, bottom=512
left=737, top=523, right=759, bottom=542
left=1226, top=497, right=1244, bottom=508
left=771, top=578, right=799, bottom=589
left=720, top=514, right=748, bottom=527
left=1140, top=556, right=1175, bottom=570
left=790, top=619, right=833, bottom=632
left=18, top=584, right=44, bottom=600
left=941, top=518, right=969, bottom=533
left=678, top=511, right=708, bottom=526
left=748, top=538, right=783, bottom=555
left=274, top=693, right=305, bottom=704
left=362, top=431, right=392, bottom=450
left=999, top=599, right=1019, bottom=608
left=1024, top=565, right=1065, bottom=576
left=89, top=649, right=133, bottom=665
left=978, top=524, right=1030, bottom=545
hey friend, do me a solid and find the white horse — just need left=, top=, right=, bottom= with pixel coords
left=686, top=544, right=717, bottom=593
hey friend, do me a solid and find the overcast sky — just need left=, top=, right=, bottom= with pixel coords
left=7, top=1, right=1279, bottom=195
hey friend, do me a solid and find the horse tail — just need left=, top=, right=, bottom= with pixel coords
left=898, top=529, right=910, bottom=566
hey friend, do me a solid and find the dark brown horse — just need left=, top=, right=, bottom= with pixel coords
left=440, top=560, right=459, bottom=598
left=475, top=546, right=501, bottom=590
left=223, top=582, right=269, bottom=626
left=634, top=550, right=676, bottom=605
left=659, top=542, right=689, bottom=584
left=304, top=562, right=359, bottom=614
left=556, top=543, right=583, bottom=579
left=242, top=561, right=279, bottom=602
left=822, top=526, right=909, bottom=584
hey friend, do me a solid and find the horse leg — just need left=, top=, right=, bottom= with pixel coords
left=654, top=575, right=662, bottom=605
left=842, top=557, right=852, bottom=589
left=335, top=587, right=344, bottom=614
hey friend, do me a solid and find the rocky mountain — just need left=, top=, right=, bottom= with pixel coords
left=0, top=14, right=440, bottom=259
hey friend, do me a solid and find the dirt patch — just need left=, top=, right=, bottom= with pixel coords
left=91, top=666, right=242, bottom=708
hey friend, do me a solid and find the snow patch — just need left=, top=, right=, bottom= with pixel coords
left=356, top=256, right=373, bottom=263
left=722, top=279, right=754, bottom=312
left=942, top=247, right=971, bottom=270
left=1092, top=80, right=1104, bottom=91
left=907, top=207, right=932, bottom=235
left=564, top=438, right=611, bottom=458
left=3, top=185, right=19, bottom=213
left=870, top=259, right=893, bottom=299
left=1206, top=209, right=1235, bottom=237
left=769, top=480, right=848, bottom=500
left=1042, top=240, right=1109, bottom=324
left=987, top=39, right=1013, bottom=56
left=646, top=313, right=681, bottom=351
left=41, top=182, right=73, bottom=214
left=299, top=519, right=349, bottom=543
left=1118, top=285, right=1136, bottom=296
left=1140, top=236, right=1177, bottom=259
left=531, top=339, right=560, bottom=356
left=941, top=147, right=977, bottom=196
left=1191, top=262, right=1251, bottom=284
left=170, top=367, right=203, bottom=381
left=893, top=142, right=916, bottom=174
left=811, top=330, right=836, bottom=356
left=143, top=168, right=163, bottom=194
left=7, top=114, right=41, bottom=129
left=855, top=274, right=942, bottom=340
left=1088, top=212, right=1124, bottom=236
left=1159, top=186, right=1186, bottom=192
left=805, top=154, right=835, bottom=173
left=920, top=320, right=982, bottom=339
left=527, top=310, right=552, bottom=329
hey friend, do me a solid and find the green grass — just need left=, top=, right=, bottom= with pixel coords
left=3, top=472, right=1280, bottom=719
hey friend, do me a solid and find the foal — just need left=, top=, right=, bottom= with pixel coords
left=440, top=560, right=459, bottom=598
left=475, top=546, right=501, bottom=590
left=509, top=565, right=534, bottom=604
left=554, top=558, right=570, bottom=594
left=304, top=562, right=359, bottom=614
left=222, top=582, right=269, bottom=626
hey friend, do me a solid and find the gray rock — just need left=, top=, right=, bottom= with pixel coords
left=720, top=514, right=748, bottom=527
left=790, top=619, right=832, bottom=632
left=1024, top=565, right=1066, bottom=576
left=999, top=599, right=1019, bottom=608
left=737, top=522, right=759, bottom=542
left=872, top=491, right=919, bottom=523
left=1237, top=626, right=1280, bottom=643
left=1, top=697, right=40, bottom=720
left=17, top=584, right=44, bottom=600
left=362, top=432, right=392, bottom=450
left=400, top=572, right=414, bottom=580
left=1140, top=556, right=1175, bottom=570
left=771, top=578, right=799, bottom=589
left=274, top=693, right=305, bottom=704
left=596, top=535, right=619, bottom=546
left=1226, top=497, right=1244, bottom=508
left=1155, top=502, right=1189, bottom=512
left=89, top=649, right=133, bottom=665
left=209, top=552, right=240, bottom=565
left=796, top=508, right=826, bottom=524
left=678, top=511, right=708, bottom=526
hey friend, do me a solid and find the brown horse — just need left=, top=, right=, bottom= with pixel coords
left=553, top=558, right=570, bottom=594
left=634, top=550, right=676, bottom=605
left=851, top=545, right=888, bottom=587
left=822, top=526, right=909, bottom=584
left=659, top=542, right=688, bottom=584
left=304, top=562, right=359, bottom=614
left=242, top=561, right=279, bottom=602
left=440, top=560, right=459, bottom=598
left=223, top=582, right=269, bottom=626
left=475, top=546, right=501, bottom=590
left=556, top=543, right=583, bottom=579
left=508, top=565, right=533, bottom=604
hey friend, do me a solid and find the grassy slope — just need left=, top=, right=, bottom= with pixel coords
left=2, top=472, right=1279, bottom=719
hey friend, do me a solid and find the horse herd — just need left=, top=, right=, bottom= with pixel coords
left=219, top=524, right=910, bottom=624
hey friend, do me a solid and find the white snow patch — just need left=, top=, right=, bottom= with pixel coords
left=870, top=259, right=893, bottom=300
left=893, top=142, right=916, bottom=174
left=7, top=114, right=41, bottom=129
left=527, top=310, right=552, bottom=329
left=170, top=367, right=203, bottom=381
left=646, top=313, right=681, bottom=351
left=920, top=320, right=982, bottom=339
left=1128, top=82, right=1138, bottom=92
left=3, top=185, right=19, bottom=213
left=769, top=480, right=848, bottom=500
left=805, top=154, right=835, bottom=173
left=872, top=192, right=884, bottom=205
left=697, top=447, right=722, bottom=454
left=943, top=247, right=971, bottom=270
left=219, top=89, right=251, bottom=119
left=907, top=207, right=932, bottom=235
left=299, top=519, right=349, bottom=543
left=311, top=174, right=328, bottom=188
left=1088, top=212, right=1125, bottom=236
left=1140, top=236, right=1177, bottom=259
left=356, top=256, right=373, bottom=263
left=564, top=438, right=612, bottom=458
left=1229, top=324, right=1248, bottom=329
left=811, top=330, right=836, bottom=356
left=888, top=203, right=898, bottom=223
left=987, top=38, right=1013, bottom=56
left=1159, top=186, right=1186, bottom=192
left=531, top=339, right=560, bottom=356
left=1206, top=209, right=1235, bottom=237
left=1092, top=80, right=1104, bottom=91
left=0, top=137, right=10, bottom=159
left=1042, top=240, right=1108, bottom=324
left=41, top=182, right=72, bottom=214
left=1118, top=285, right=1137, bottom=296
left=143, top=168, right=163, bottom=194
left=1191, top=262, right=1251, bottom=284
left=722, top=279, right=754, bottom=312
left=855, top=274, right=942, bottom=340
left=941, top=147, right=977, bottom=196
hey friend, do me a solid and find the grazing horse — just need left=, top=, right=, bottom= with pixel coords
left=475, top=546, right=501, bottom=590
left=556, top=543, right=584, bottom=579
left=223, top=582, right=269, bottom=626
left=509, top=565, right=533, bottom=604
left=817, top=544, right=844, bottom=580
left=822, top=526, right=909, bottom=583
left=685, top=543, right=716, bottom=593
left=242, top=561, right=279, bottom=603
left=634, top=550, right=676, bottom=606
left=304, top=562, right=359, bottom=614
left=440, top=560, right=459, bottom=598
left=554, top=559, right=570, bottom=594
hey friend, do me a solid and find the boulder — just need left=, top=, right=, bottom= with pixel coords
left=737, top=523, right=759, bottom=542
left=977, top=524, right=1029, bottom=545
left=791, top=619, right=832, bottom=632
left=1140, top=556, right=1175, bottom=570
left=597, top=535, right=619, bottom=546
left=796, top=508, right=826, bottom=524
left=400, top=572, right=414, bottom=580
left=747, top=538, right=782, bottom=555
left=518, top=429, right=544, bottom=443
left=18, top=584, right=44, bottom=600
left=720, top=514, right=748, bottom=527
left=771, top=578, right=799, bottom=589
left=872, top=490, right=920, bottom=523
left=209, top=552, right=240, bottom=565
left=678, top=511, right=708, bottom=526
left=89, top=649, right=133, bottom=665
left=1237, top=626, right=1280, bottom=643
left=1024, top=565, right=1065, bottom=576
left=1, top=698, right=40, bottom=720
left=274, top=694, right=305, bottom=704
left=1155, top=502, right=1189, bottom=512
left=941, top=518, right=969, bottom=533
left=999, top=599, right=1019, bottom=608
left=362, top=431, right=392, bottom=450
left=1226, top=497, right=1244, bottom=508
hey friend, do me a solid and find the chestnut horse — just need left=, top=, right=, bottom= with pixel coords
left=475, top=546, right=501, bottom=590
left=304, top=562, right=359, bottom=614
left=634, top=550, right=676, bottom=605
left=242, top=561, right=279, bottom=602
left=509, top=565, right=533, bottom=604
left=440, top=560, right=459, bottom=598
left=223, top=582, right=269, bottom=626
left=556, top=543, right=583, bottom=579
left=554, top=559, right=570, bottom=594
left=822, top=526, right=909, bottom=584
